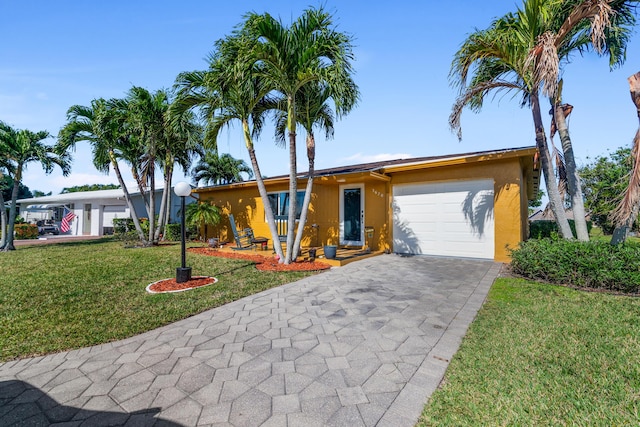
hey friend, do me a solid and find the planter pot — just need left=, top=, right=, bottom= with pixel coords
left=323, top=245, right=337, bottom=259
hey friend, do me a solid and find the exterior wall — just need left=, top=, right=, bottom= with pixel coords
left=200, top=179, right=391, bottom=251
left=388, top=158, right=524, bottom=262
left=197, top=155, right=530, bottom=262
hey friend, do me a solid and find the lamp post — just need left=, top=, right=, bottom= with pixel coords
left=174, top=181, right=192, bottom=283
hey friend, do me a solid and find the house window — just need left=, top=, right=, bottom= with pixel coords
left=267, top=191, right=305, bottom=219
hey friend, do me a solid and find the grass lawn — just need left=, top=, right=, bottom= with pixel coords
left=418, top=277, right=640, bottom=426
left=0, top=239, right=317, bottom=362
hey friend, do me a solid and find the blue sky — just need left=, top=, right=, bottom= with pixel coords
left=1, top=1, right=639, bottom=195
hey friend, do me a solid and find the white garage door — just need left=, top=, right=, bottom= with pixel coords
left=392, top=179, right=495, bottom=259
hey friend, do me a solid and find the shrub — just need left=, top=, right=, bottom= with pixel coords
left=509, top=238, right=640, bottom=293
left=113, top=218, right=149, bottom=240
left=14, top=224, right=38, bottom=240
left=529, top=219, right=592, bottom=239
left=164, top=223, right=181, bottom=241
left=163, top=223, right=197, bottom=241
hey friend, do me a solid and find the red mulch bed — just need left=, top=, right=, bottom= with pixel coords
left=188, top=247, right=332, bottom=272
left=147, top=276, right=217, bottom=293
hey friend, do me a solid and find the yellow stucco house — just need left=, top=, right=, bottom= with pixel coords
left=195, top=146, right=539, bottom=262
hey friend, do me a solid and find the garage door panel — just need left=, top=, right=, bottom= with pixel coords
left=392, top=179, right=494, bottom=259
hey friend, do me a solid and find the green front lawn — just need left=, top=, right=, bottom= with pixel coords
left=0, top=239, right=316, bottom=362
left=419, top=278, right=640, bottom=426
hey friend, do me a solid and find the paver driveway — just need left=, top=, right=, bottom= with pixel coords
left=0, top=254, right=500, bottom=426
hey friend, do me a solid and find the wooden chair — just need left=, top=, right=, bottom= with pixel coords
left=275, top=215, right=288, bottom=249
left=229, top=214, right=255, bottom=250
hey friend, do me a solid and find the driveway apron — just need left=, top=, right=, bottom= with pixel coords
left=0, top=254, right=500, bottom=426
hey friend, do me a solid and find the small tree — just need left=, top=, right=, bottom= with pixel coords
left=580, top=148, right=633, bottom=234
left=185, top=201, right=221, bottom=240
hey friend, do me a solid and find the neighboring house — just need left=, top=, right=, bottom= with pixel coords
left=17, top=187, right=192, bottom=236
left=529, top=209, right=589, bottom=222
left=196, top=146, right=539, bottom=262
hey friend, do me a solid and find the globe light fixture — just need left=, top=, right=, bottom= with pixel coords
left=174, top=182, right=192, bottom=283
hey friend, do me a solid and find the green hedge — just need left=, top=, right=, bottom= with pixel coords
left=164, top=223, right=181, bottom=241
left=112, top=218, right=195, bottom=242
left=510, top=238, right=640, bottom=294
left=529, top=219, right=592, bottom=239
left=15, top=224, right=39, bottom=240
left=163, top=223, right=197, bottom=241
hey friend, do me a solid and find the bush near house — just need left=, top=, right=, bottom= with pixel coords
left=164, top=223, right=181, bottom=241
left=156, top=223, right=197, bottom=241
left=509, top=238, right=640, bottom=294
left=529, top=219, right=592, bottom=239
left=14, top=224, right=38, bottom=240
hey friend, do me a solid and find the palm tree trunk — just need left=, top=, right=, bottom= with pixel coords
left=110, top=152, right=145, bottom=241
left=148, top=165, right=156, bottom=245
left=531, top=92, right=574, bottom=239
left=163, top=188, right=171, bottom=238
left=0, top=185, right=7, bottom=248
left=554, top=104, right=589, bottom=241
left=154, top=161, right=172, bottom=241
left=2, top=167, right=23, bottom=251
left=292, top=133, right=315, bottom=258
left=285, top=100, right=298, bottom=264
left=133, top=168, right=150, bottom=215
left=243, top=120, right=285, bottom=261
left=611, top=202, right=638, bottom=245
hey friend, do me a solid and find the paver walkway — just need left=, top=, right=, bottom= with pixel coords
left=0, top=254, right=500, bottom=426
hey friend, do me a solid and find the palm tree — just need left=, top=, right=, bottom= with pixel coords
left=531, top=0, right=637, bottom=241
left=125, top=86, right=169, bottom=244
left=173, top=33, right=287, bottom=262
left=186, top=201, right=221, bottom=240
left=450, top=0, right=635, bottom=240
left=155, top=101, right=203, bottom=241
left=0, top=132, right=13, bottom=248
left=451, top=8, right=573, bottom=238
left=274, top=81, right=358, bottom=259
left=0, top=122, right=70, bottom=251
left=192, top=151, right=253, bottom=186
left=57, top=99, right=146, bottom=241
left=243, top=6, right=357, bottom=263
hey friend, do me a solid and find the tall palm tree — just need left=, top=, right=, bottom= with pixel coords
left=155, top=100, right=203, bottom=241
left=274, top=81, right=358, bottom=258
left=173, top=33, right=287, bottom=261
left=57, top=99, right=146, bottom=241
left=192, top=151, right=253, bottom=186
left=450, top=0, right=634, bottom=240
left=0, top=122, right=70, bottom=251
left=450, top=8, right=573, bottom=239
left=125, top=86, right=170, bottom=244
left=0, top=129, right=13, bottom=248
left=530, top=0, right=637, bottom=241
left=243, top=6, right=357, bottom=263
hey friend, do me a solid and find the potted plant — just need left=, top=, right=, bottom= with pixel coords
left=323, top=240, right=337, bottom=259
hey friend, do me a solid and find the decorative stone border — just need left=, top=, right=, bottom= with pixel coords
left=145, top=276, right=218, bottom=294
